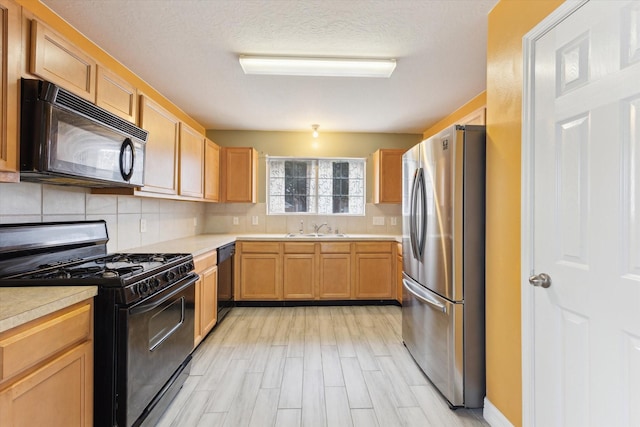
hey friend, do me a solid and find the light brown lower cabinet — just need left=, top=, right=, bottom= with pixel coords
left=283, top=254, right=315, bottom=299
left=235, top=240, right=396, bottom=302
left=397, top=243, right=403, bottom=304
left=0, top=300, right=93, bottom=427
left=318, top=241, right=352, bottom=299
left=194, top=250, right=218, bottom=348
left=354, top=253, right=394, bottom=299
left=354, top=242, right=396, bottom=299
left=318, top=254, right=351, bottom=299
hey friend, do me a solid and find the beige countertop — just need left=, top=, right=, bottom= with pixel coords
left=127, top=234, right=236, bottom=257
left=0, top=286, right=98, bottom=334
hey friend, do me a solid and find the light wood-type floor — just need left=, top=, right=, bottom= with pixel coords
left=157, top=305, right=489, bottom=427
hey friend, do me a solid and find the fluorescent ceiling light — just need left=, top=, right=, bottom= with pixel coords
left=239, top=55, right=396, bottom=78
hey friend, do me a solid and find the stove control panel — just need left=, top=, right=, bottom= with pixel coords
left=125, top=259, right=195, bottom=303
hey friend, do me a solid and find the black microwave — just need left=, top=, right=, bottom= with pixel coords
left=19, top=79, right=148, bottom=187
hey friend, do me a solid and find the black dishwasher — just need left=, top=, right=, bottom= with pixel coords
left=217, top=242, right=235, bottom=322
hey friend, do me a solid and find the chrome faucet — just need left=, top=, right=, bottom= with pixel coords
left=313, top=222, right=329, bottom=234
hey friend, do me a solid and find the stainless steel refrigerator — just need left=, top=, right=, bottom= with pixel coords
left=402, top=124, right=485, bottom=408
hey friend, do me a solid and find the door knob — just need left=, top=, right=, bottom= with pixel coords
left=529, top=273, right=552, bottom=288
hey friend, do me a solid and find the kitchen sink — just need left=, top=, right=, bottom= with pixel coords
left=284, top=233, right=349, bottom=238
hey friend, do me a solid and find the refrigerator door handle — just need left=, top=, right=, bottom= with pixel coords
left=403, top=278, right=447, bottom=313
left=409, top=169, right=420, bottom=259
left=416, top=168, right=427, bottom=257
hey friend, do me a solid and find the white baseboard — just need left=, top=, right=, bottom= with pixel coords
left=483, top=397, right=515, bottom=427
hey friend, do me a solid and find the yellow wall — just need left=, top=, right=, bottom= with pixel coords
left=207, top=130, right=421, bottom=203
left=485, top=0, right=564, bottom=425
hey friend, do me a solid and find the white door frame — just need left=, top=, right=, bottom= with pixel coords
left=520, top=1, right=589, bottom=426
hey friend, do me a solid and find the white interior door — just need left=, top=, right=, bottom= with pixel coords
left=523, top=1, right=640, bottom=426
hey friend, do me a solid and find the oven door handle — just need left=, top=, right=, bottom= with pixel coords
left=129, top=273, right=197, bottom=315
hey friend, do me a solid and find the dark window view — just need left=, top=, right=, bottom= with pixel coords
left=332, top=162, right=349, bottom=213
left=285, top=161, right=308, bottom=212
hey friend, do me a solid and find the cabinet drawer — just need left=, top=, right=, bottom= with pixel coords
left=194, top=250, right=217, bottom=272
left=0, top=302, right=92, bottom=383
left=354, top=242, right=393, bottom=253
left=283, top=242, right=315, bottom=254
left=240, top=241, right=280, bottom=253
left=320, top=242, right=351, bottom=253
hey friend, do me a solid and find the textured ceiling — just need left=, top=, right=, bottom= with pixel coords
left=41, top=0, right=498, bottom=134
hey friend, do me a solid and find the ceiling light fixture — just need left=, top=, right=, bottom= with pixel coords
left=312, top=124, right=319, bottom=138
left=239, top=55, right=396, bottom=78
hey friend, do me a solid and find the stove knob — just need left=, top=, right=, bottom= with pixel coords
left=165, top=270, right=177, bottom=281
left=138, top=281, right=150, bottom=295
left=150, top=278, right=161, bottom=290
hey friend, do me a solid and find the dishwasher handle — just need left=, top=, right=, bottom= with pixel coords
left=403, top=278, right=447, bottom=314
left=217, top=243, right=235, bottom=263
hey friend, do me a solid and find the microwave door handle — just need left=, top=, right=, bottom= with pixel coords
left=119, top=138, right=135, bottom=181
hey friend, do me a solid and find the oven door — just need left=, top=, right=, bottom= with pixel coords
left=119, top=274, right=196, bottom=427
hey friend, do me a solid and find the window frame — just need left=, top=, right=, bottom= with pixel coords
left=266, top=156, right=366, bottom=216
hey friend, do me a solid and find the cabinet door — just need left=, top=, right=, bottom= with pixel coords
left=397, top=253, right=403, bottom=304
left=0, top=0, right=20, bottom=181
left=373, top=149, right=404, bottom=204
left=201, top=266, right=218, bottom=336
left=30, top=20, right=96, bottom=101
left=139, top=95, right=179, bottom=195
left=193, top=276, right=203, bottom=347
left=283, top=254, right=315, bottom=299
left=204, top=138, right=220, bottom=202
left=0, top=341, right=93, bottom=427
left=239, top=254, right=281, bottom=300
left=354, top=253, right=394, bottom=299
left=319, top=253, right=351, bottom=299
left=222, top=147, right=257, bottom=203
left=96, top=65, right=137, bottom=123
left=179, top=123, right=204, bottom=199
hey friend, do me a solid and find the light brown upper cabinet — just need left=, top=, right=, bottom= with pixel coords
left=178, top=123, right=204, bottom=199
left=96, top=65, right=137, bottom=123
left=30, top=20, right=96, bottom=101
left=204, top=138, right=220, bottom=202
left=0, top=0, right=20, bottom=183
left=372, top=148, right=404, bottom=204
left=221, top=147, right=257, bottom=203
left=138, top=95, right=179, bottom=195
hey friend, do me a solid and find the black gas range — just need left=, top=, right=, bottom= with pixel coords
left=0, top=221, right=197, bottom=427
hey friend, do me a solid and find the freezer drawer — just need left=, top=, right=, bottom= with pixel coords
left=402, top=275, right=485, bottom=408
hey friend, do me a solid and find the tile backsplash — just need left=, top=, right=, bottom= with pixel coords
left=0, top=183, right=206, bottom=252
left=204, top=202, right=402, bottom=235
left=0, top=183, right=402, bottom=252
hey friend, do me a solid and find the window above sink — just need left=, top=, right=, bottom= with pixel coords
left=266, top=156, right=365, bottom=216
